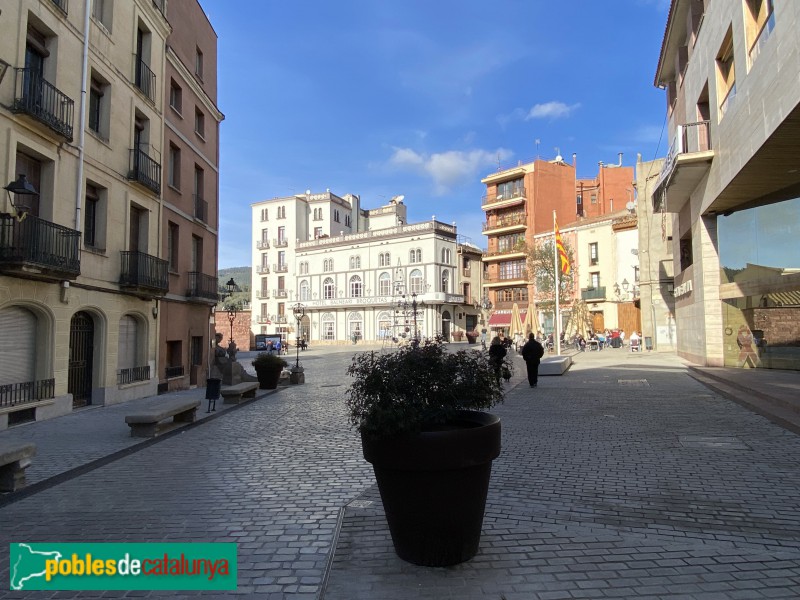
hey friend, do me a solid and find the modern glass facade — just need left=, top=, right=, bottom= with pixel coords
left=718, top=198, right=800, bottom=369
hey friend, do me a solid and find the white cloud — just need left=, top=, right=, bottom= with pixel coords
left=388, top=147, right=513, bottom=194
left=525, top=101, right=581, bottom=120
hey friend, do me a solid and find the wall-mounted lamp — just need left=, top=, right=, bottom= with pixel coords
left=4, top=174, right=38, bottom=221
left=152, top=305, right=159, bottom=319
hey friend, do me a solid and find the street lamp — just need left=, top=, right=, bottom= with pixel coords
left=622, top=279, right=630, bottom=299
left=397, top=292, right=425, bottom=343
left=292, top=303, right=305, bottom=369
left=220, top=277, right=238, bottom=343
left=4, top=174, right=38, bottom=221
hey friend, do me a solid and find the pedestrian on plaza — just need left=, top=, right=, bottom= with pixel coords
left=521, top=333, right=545, bottom=388
left=275, top=339, right=281, bottom=354
left=480, top=327, right=487, bottom=345
left=266, top=340, right=274, bottom=355
left=488, top=336, right=507, bottom=383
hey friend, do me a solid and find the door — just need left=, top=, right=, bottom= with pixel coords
left=441, top=310, right=451, bottom=341
left=68, top=311, right=94, bottom=408
left=591, top=311, right=605, bottom=333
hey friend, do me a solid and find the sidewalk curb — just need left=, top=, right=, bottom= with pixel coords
left=688, top=367, right=800, bottom=436
left=0, top=387, right=281, bottom=509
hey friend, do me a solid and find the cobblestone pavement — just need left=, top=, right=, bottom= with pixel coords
left=2, top=346, right=800, bottom=599
left=324, top=350, right=800, bottom=599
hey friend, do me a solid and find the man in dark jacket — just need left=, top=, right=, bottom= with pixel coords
left=488, top=336, right=507, bottom=383
left=521, top=333, right=545, bottom=388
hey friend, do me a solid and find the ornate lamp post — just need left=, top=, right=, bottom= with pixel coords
left=4, top=174, right=38, bottom=221
left=397, top=292, right=425, bottom=343
left=290, top=302, right=306, bottom=384
left=224, top=278, right=237, bottom=343
left=292, top=303, right=305, bottom=369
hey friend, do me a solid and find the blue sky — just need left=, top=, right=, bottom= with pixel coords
left=202, top=0, right=672, bottom=269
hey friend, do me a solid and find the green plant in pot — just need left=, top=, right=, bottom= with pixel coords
left=345, top=337, right=507, bottom=567
left=252, top=352, right=287, bottom=389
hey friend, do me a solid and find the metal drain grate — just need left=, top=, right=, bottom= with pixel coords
left=347, top=500, right=374, bottom=508
left=618, top=379, right=650, bottom=386
left=678, top=435, right=750, bottom=450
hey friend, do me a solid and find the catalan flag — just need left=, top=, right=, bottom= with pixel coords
left=555, top=220, right=571, bottom=275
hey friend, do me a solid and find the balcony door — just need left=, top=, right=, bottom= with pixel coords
left=14, top=152, right=42, bottom=216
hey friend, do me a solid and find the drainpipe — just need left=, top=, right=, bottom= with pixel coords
left=74, top=0, right=91, bottom=230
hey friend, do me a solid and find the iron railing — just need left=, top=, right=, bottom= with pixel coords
left=119, top=251, right=168, bottom=294
left=273, top=238, right=288, bottom=248
left=256, top=264, right=270, bottom=274
left=581, top=287, right=607, bottom=301
left=50, top=0, right=68, bottom=15
left=12, top=68, right=74, bottom=140
left=0, top=214, right=81, bottom=277
left=273, top=263, right=288, bottom=273
left=165, top=365, right=184, bottom=379
left=193, top=194, right=207, bottom=223
left=134, top=56, right=156, bottom=101
left=256, top=290, right=270, bottom=299
left=256, top=240, right=270, bottom=249
left=118, top=366, right=150, bottom=385
left=275, top=316, right=288, bottom=324
left=481, top=187, right=526, bottom=206
left=482, top=213, right=527, bottom=231
left=273, top=289, right=288, bottom=298
left=128, top=148, right=161, bottom=194
left=0, top=378, right=55, bottom=408
left=187, top=271, right=218, bottom=301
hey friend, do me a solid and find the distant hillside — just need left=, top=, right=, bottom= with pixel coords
left=218, top=266, right=251, bottom=292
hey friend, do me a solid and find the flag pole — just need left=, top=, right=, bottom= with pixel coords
left=553, top=210, right=561, bottom=355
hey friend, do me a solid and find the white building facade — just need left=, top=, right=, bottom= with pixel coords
left=251, top=192, right=470, bottom=343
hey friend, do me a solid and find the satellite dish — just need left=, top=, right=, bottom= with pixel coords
left=390, top=195, right=405, bottom=204
left=626, top=201, right=635, bottom=212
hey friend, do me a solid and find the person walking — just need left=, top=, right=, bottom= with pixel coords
left=521, top=333, right=545, bottom=388
left=488, top=336, right=507, bottom=384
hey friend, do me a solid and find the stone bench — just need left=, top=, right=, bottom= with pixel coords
left=124, top=398, right=200, bottom=438
left=0, top=441, right=36, bottom=492
left=220, top=382, right=260, bottom=405
left=539, top=355, right=573, bottom=376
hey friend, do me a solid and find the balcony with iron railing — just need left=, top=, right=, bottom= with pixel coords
left=653, top=120, right=713, bottom=213
left=256, top=239, right=270, bottom=250
left=134, top=56, right=156, bottom=102
left=186, top=271, right=218, bottom=302
left=165, top=365, right=184, bottom=379
left=50, top=0, right=68, bottom=15
left=482, top=213, right=527, bottom=233
left=481, top=187, right=527, bottom=207
left=0, top=214, right=81, bottom=279
left=273, top=263, right=288, bottom=273
left=256, top=290, right=270, bottom=299
left=275, top=315, right=288, bottom=324
left=11, top=68, right=74, bottom=141
left=118, top=365, right=150, bottom=385
left=483, top=245, right=527, bottom=262
left=581, top=287, right=606, bottom=302
left=193, top=194, right=207, bottom=223
left=273, top=238, right=288, bottom=248
left=256, top=264, right=270, bottom=274
left=119, top=251, right=168, bottom=297
left=484, top=273, right=528, bottom=285
left=128, top=147, right=161, bottom=194
left=0, top=378, right=55, bottom=409
left=256, top=315, right=271, bottom=324
left=273, top=289, right=288, bottom=299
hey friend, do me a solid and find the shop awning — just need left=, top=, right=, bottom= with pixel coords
left=488, top=310, right=527, bottom=327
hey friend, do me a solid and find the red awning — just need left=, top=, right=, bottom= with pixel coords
left=487, top=310, right=527, bottom=327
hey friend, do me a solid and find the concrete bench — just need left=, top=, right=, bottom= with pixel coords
left=0, top=441, right=36, bottom=492
left=220, top=382, right=260, bottom=405
left=539, top=355, right=573, bottom=376
left=124, top=398, right=200, bottom=438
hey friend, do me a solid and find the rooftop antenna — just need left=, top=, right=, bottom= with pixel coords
left=496, top=153, right=502, bottom=171
left=535, top=138, right=540, bottom=159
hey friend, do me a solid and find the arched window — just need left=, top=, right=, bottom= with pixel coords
left=376, top=311, right=392, bottom=339
left=300, top=280, right=310, bottom=301
left=409, top=249, right=416, bottom=264
left=321, top=312, right=335, bottom=341
left=349, top=256, right=361, bottom=269
left=350, top=275, right=362, bottom=297
left=441, top=270, right=450, bottom=293
left=441, top=248, right=451, bottom=264
left=415, top=248, right=422, bottom=263
left=409, top=269, right=423, bottom=294
left=323, top=277, right=335, bottom=299
left=324, top=259, right=333, bottom=272
left=378, top=272, right=391, bottom=295
left=348, top=311, right=363, bottom=342
left=379, top=252, right=391, bottom=266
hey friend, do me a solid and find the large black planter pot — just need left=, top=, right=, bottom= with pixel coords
left=361, top=410, right=501, bottom=567
left=254, top=365, right=282, bottom=389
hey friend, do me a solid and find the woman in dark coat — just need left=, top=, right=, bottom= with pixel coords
left=521, top=333, right=545, bottom=388
left=488, top=336, right=507, bottom=383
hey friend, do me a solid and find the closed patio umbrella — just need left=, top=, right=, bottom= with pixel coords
left=510, top=303, right=524, bottom=338
left=523, top=303, right=536, bottom=336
